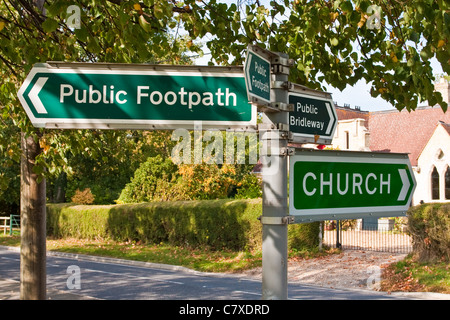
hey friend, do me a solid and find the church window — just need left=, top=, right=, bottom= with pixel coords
left=431, top=167, right=440, bottom=200
left=445, top=166, right=450, bottom=200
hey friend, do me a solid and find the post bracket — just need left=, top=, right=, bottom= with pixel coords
left=258, top=216, right=294, bottom=225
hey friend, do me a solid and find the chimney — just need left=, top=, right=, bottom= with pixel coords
left=434, top=77, right=450, bottom=104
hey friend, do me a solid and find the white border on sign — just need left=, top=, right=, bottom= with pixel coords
left=288, top=91, right=338, bottom=145
left=244, top=48, right=272, bottom=105
left=288, top=150, right=416, bottom=219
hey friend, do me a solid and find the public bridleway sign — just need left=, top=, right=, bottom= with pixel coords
left=289, top=149, right=416, bottom=222
left=288, top=91, right=337, bottom=145
left=18, top=62, right=256, bottom=130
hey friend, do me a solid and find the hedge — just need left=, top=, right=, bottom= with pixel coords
left=47, top=199, right=320, bottom=251
left=407, top=203, right=450, bottom=262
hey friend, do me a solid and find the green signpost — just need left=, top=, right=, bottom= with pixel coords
left=289, top=149, right=416, bottom=222
left=18, top=62, right=256, bottom=130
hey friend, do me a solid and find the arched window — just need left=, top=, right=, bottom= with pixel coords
left=445, top=166, right=450, bottom=200
left=431, top=167, right=440, bottom=200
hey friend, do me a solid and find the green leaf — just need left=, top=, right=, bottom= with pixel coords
left=154, top=4, right=164, bottom=20
left=42, top=18, right=59, bottom=33
left=420, top=47, right=432, bottom=60
left=139, top=15, right=152, bottom=33
left=86, top=36, right=101, bottom=53
left=74, top=27, right=88, bottom=42
left=330, top=37, right=339, bottom=46
left=340, top=1, right=353, bottom=13
left=409, top=31, right=420, bottom=43
left=32, top=164, right=44, bottom=176
left=45, top=0, right=67, bottom=16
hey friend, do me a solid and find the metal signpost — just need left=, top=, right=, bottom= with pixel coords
left=245, top=45, right=292, bottom=300
left=289, top=149, right=416, bottom=223
left=18, top=62, right=256, bottom=130
left=243, top=46, right=415, bottom=300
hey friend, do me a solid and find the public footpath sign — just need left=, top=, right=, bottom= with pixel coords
left=244, top=45, right=271, bottom=105
left=289, top=149, right=416, bottom=222
left=18, top=62, right=256, bottom=130
left=289, top=92, right=337, bottom=145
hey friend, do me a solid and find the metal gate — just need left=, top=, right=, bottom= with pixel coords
left=323, top=219, right=412, bottom=254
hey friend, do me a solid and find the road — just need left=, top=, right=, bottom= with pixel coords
left=0, top=246, right=406, bottom=300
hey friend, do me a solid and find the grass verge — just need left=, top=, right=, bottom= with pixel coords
left=0, top=235, right=335, bottom=274
left=381, top=255, right=450, bottom=294
left=0, top=235, right=262, bottom=273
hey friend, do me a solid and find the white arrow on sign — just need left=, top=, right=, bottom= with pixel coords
left=28, top=77, right=48, bottom=114
left=245, top=53, right=253, bottom=91
left=397, top=169, right=410, bottom=201
left=325, top=102, right=335, bottom=135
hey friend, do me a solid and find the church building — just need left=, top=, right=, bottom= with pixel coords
left=332, top=78, right=450, bottom=206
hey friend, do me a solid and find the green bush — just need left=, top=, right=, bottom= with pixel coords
left=48, top=199, right=263, bottom=250
left=288, top=222, right=321, bottom=250
left=235, top=174, right=262, bottom=199
left=117, top=155, right=180, bottom=203
left=47, top=199, right=321, bottom=252
left=407, top=203, right=450, bottom=262
left=47, top=203, right=111, bottom=239
left=116, top=154, right=263, bottom=204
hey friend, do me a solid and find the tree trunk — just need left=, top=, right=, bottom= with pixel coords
left=20, top=132, right=46, bottom=300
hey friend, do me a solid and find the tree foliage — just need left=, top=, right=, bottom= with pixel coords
left=117, top=155, right=180, bottom=203
left=117, top=154, right=260, bottom=204
left=60, top=130, right=176, bottom=204
left=186, top=0, right=449, bottom=111
left=0, top=0, right=202, bottom=205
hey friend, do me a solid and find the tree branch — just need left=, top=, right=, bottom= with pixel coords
left=106, top=0, right=193, bottom=13
left=0, top=53, right=19, bottom=76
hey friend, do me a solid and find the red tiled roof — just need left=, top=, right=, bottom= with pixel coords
left=368, top=107, right=450, bottom=166
left=335, top=107, right=369, bottom=127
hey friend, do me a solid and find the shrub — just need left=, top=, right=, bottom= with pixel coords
left=407, top=203, right=450, bottom=262
left=117, top=156, right=261, bottom=203
left=117, top=155, right=179, bottom=203
left=176, top=163, right=238, bottom=200
left=47, top=199, right=321, bottom=252
left=235, top=174, right=262, bottom=199
left=47, top=199, right=263, bottom=251
left=71, top=188, right=95, bottom=205
left=288, top=222, right=321, bottom=250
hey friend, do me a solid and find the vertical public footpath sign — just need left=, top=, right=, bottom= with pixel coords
left=289, top=149, right=416, bottom=223
left=244, top=45, right=272, bottom=105
left=18, top=62, right=256, bottom=130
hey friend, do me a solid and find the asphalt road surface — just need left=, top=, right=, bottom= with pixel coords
left=0, top=246, right=405, bottom=300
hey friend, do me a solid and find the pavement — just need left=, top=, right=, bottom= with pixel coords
left=1, top=278, right=99, bottom=300
left=0, top=246, right=100, bottom=300
left=1, top=245, right=449, bottom=300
